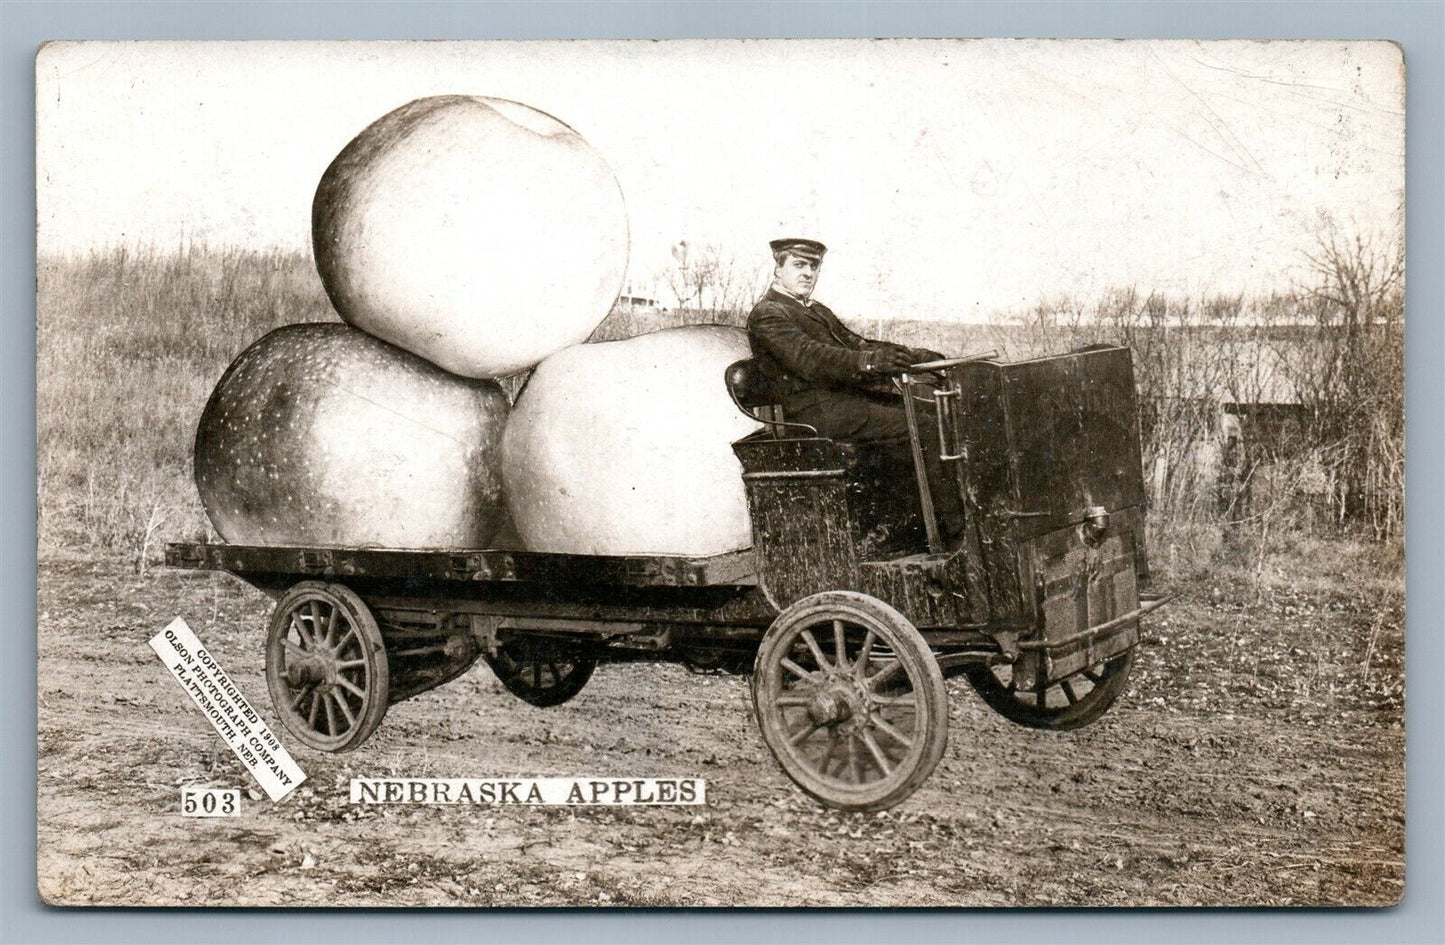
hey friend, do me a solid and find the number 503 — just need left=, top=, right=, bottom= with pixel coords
left=181, top=787, right=240, bottom=817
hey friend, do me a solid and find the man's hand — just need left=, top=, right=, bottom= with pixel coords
left=863, top=347, right=918, bottom=375
left=909, top=347, right=947, bottom=364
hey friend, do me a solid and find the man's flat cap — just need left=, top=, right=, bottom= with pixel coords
left=769, top=238, right=828, bottom=260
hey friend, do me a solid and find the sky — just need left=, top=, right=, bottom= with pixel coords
left=35, top=39, right=1404, bottom=320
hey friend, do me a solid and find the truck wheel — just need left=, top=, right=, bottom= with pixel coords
left=484, top=638, right=596, bottom=707
left=751, top=591, right=948, bottom=812
left=966, top=648, right=1133, bottom=731
left=265, top=581, right=389, bottom=752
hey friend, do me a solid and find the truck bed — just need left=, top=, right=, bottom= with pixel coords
left=165, top=542, right=759, bottom=590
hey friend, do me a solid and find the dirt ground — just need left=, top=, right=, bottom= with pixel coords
left=36, top=549, right=1404, bottom=908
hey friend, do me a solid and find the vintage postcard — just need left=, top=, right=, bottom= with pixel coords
left=36, top=39, right=1404, bottom=907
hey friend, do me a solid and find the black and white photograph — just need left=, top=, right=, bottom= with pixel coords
left=35, top=38, right=1405, bottom=907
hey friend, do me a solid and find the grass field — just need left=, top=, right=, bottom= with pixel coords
left=39, top=249, right=336, bottom=560
left=38, top=246, right=1402, bottom=583
left=36, top=247, right=997, bottom=562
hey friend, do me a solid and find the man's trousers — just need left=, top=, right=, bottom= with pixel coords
left=783, top=387, right=967, bottom=539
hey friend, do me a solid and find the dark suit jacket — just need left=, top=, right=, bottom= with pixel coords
left=746, top=289, right=964, bottom=528
left=746, top=288, right=928, bottom=415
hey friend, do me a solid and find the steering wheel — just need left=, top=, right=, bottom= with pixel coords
left=907, top=353, right=998, bottom=372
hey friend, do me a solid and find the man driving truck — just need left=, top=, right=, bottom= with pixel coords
left=745, top=238, right=966, bottom=543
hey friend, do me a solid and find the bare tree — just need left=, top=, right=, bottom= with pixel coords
left=664, top=240, right=768, bottom=320
left=664, top=240, right=703, bottom=312
left=1285, top=226, right=1404, bottom=537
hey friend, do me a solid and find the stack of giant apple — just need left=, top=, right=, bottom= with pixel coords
left=195, top=96, right=759, bottom=556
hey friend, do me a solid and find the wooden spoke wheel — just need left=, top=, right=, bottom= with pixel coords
left=965, top=647, right=1134, bottom=731
left=484, top=638, right=596, bottom=708
left=265, top=582, right=389, bottom=752
left=751, top=591, right=949, bottom=812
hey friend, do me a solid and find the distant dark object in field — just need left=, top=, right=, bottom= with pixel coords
left=194, top=324, right=509, bottom=548
left=312, top=95, right=629, bottom=379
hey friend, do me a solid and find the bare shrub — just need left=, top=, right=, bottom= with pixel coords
left=1284, top=229, right=1404, bottom=540
left=983, top=252, right=1404, bottom=579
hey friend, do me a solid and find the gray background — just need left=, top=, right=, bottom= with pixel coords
left=4, top=2, right=1440, bottom=943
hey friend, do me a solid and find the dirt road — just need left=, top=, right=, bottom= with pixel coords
left=36, top=551, right=1404, bottom=907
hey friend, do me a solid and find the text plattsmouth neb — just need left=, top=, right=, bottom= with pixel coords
left=149, top=617, right=306, bottom=802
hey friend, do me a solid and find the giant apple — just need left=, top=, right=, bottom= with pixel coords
left=194, top=324, right=510, bottom=548
left=502, top=325, right=762, bottom=556
left=312, top=95, right=629, bottom=378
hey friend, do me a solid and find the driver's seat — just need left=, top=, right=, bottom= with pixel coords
left=724, top=359, right=817, bottom=437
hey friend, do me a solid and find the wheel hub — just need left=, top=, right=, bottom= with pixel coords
left=286, top=652, right=334, bottom=691
left=807, top=688, right=849, bottom=726
left=806, top=675, right=874, bottom=731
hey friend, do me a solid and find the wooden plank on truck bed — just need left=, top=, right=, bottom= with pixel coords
left=165, top=542, right=757, bottom=589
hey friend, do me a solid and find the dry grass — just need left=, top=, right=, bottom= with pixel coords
left=37, top=246, right=1403, bottom=585
left=37, top=247, right=338, bottom=563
